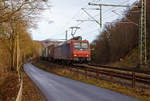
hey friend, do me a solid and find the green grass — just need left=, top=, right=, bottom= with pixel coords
left=32, top=61, right=150, bottom=101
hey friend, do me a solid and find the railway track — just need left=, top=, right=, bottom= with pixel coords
left=88, top=64, right=150, bottom=74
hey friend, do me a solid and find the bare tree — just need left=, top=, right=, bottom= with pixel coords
left=0, top=0, right=49, bottom=71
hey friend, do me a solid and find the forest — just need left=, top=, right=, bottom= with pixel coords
left=91, top=0, right=150, bottom=67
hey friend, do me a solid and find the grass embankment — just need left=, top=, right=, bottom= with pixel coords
left=111, top=47, right=150, bottom=71
left=32, top=60, right=150, bottom=101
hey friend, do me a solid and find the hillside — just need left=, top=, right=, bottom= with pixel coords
left=92, top=0, right=150, bottom=68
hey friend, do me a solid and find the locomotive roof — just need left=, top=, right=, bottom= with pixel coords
left=55, top=39, right=89, bottom=47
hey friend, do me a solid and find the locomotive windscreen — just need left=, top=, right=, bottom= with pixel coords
left=74, top=42, right=80, bottom=50
left=73, top=42, right=89, bottom=50
left=81, top=42, right=88, bottom=50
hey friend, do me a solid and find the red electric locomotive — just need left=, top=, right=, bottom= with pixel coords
left=69, top=39, right=91, bottom=63
left=47, top=36, right=91, bottom=63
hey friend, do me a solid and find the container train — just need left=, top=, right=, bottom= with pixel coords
left=41, top=36, right=91, bottom=63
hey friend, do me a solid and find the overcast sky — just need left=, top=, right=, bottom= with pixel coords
left=31, top=0, right=138, bottom=42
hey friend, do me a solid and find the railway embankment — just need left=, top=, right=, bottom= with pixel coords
left=32, top=60, right=150, bottom=101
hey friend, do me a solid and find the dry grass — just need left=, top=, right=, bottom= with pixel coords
left=0, top=72, right=19, bottom=101
left=0, top=70, right=45, bottom=101
left=33, top=60, right=150, bottom=101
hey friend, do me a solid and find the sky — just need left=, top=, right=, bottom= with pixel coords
left=31, top=0, right=138, bottom=42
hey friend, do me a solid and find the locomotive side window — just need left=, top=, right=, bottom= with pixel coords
left=73, top=42, right=80, bottom=50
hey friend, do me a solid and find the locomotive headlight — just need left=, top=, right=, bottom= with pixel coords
left=74, top=54, right=77, bottom=57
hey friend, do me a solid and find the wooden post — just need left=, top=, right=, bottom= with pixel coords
left=69, top=67, right=71, bottom=73
left=132, top=72, right=136, bottom=88
left=85, top=68, right=88, bottom=80
left=69, top=67, right=72, bottom=73
left=110, top=72, right=113, bottom=82
left=76, top=68, right=79, bottom=79
left=56, top=66, right=58, bottom=71
left=96, top=71, right=99, bottom=81
left=64, top=66, right=67, bottom=74
left=65, top=66, right=67, bottom=73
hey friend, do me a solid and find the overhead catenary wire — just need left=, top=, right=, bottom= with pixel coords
left=48, top=0, right=138, bottom=41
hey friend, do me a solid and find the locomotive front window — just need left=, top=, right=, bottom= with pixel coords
left=73, top=42, right=89, bottom=50
left=81, top=42, right=88, bottom=50
left=74, top=42, right=80, bottom=50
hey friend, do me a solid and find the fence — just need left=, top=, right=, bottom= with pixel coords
left=16, top=65, right=23, bottom=101
left=65, top=65, right=150, bottom=88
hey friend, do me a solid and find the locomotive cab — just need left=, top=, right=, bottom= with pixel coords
left=71, top=40, right=91, bottom=63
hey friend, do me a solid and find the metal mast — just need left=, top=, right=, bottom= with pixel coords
left=88, top=2, right=130, bottom=28
left=65, top=30, right=68, bottom=40
left=139, top=0, right=147, bottom=65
